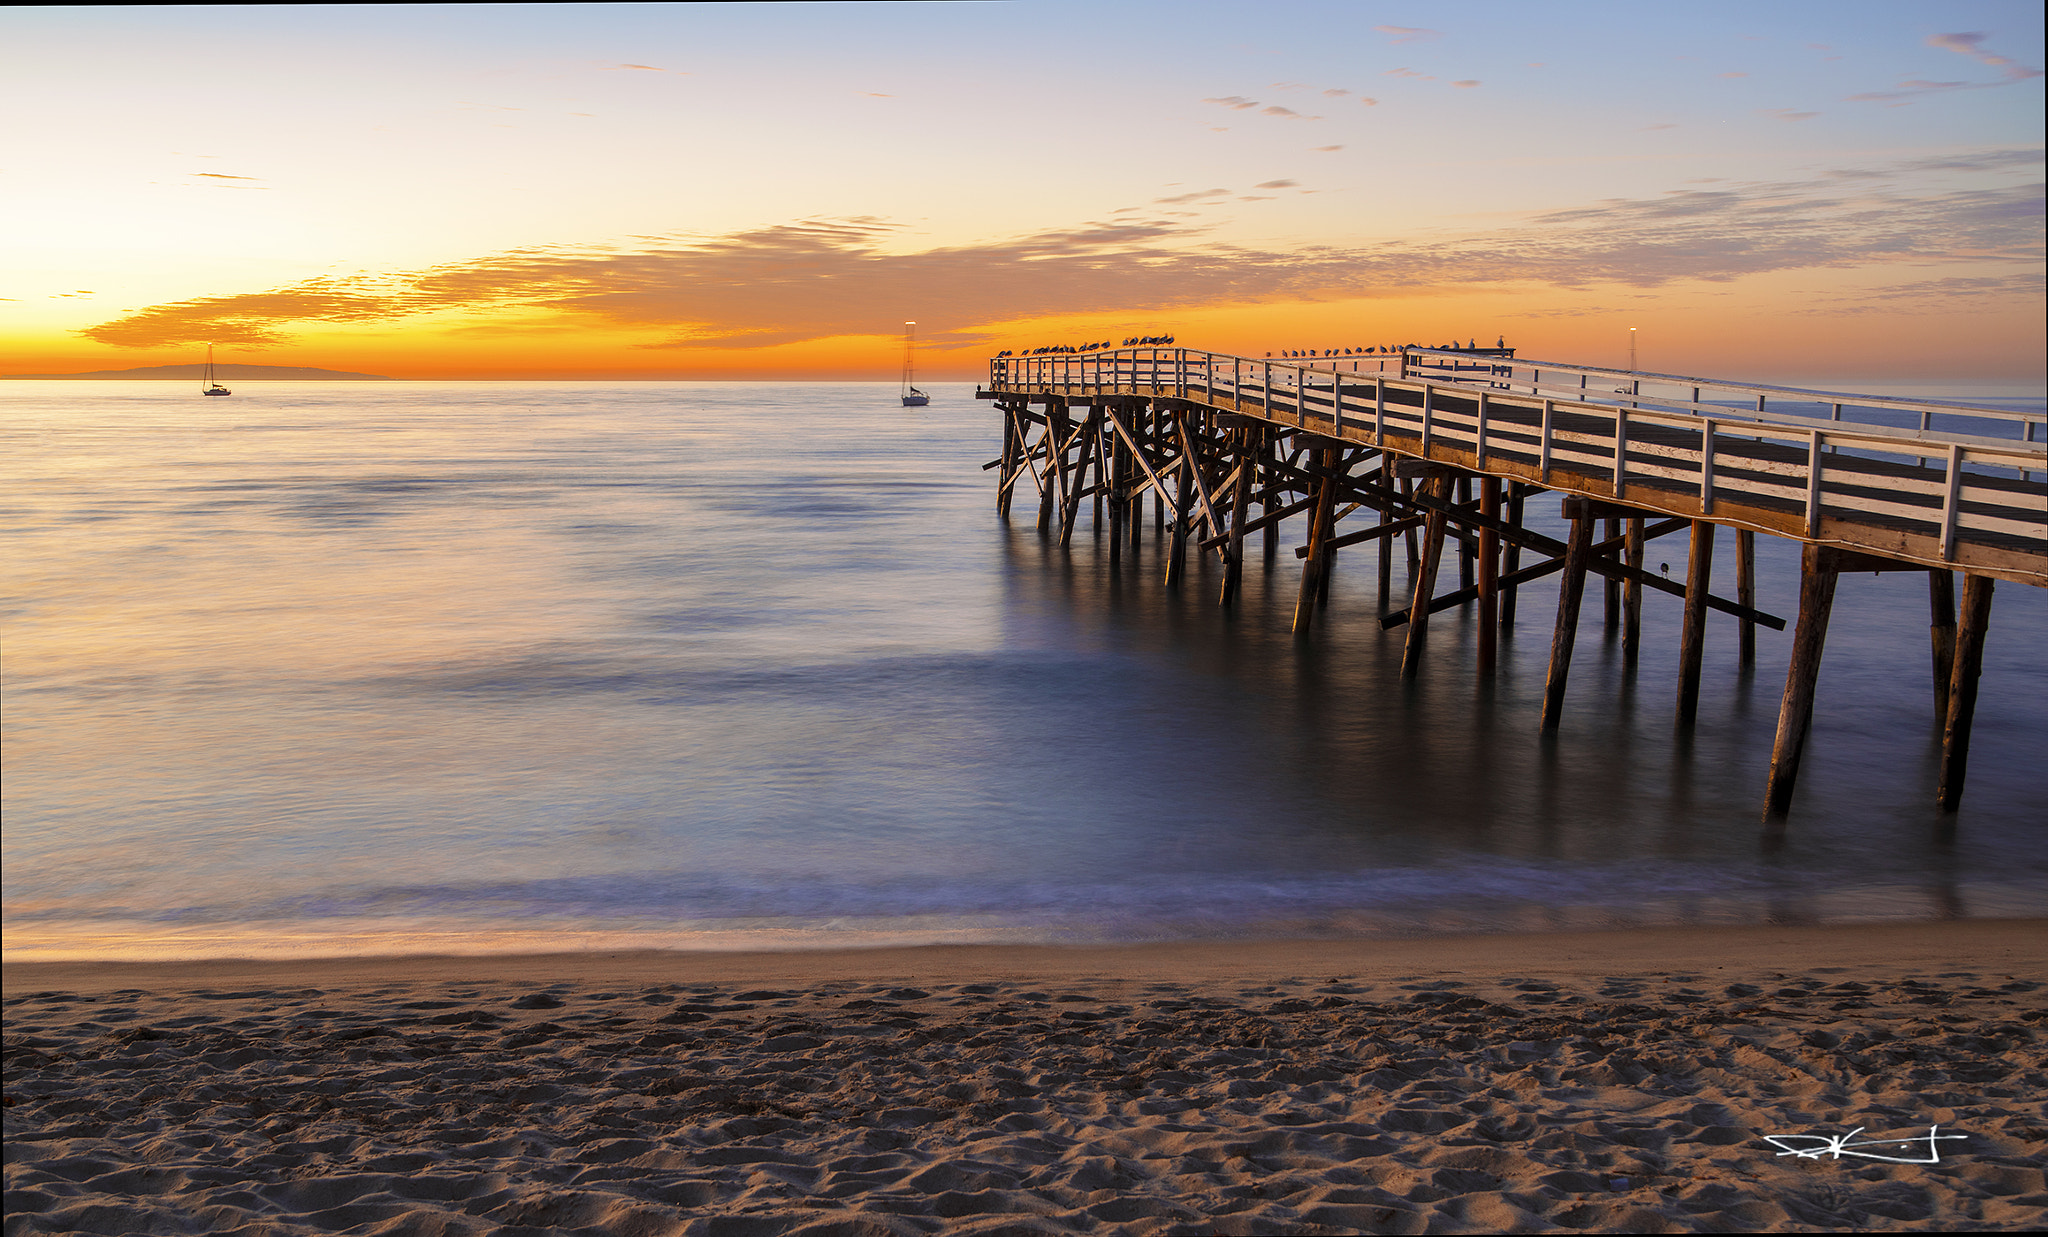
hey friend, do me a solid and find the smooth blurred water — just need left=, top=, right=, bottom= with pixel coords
left=4, top=380, right=2044, bottom=960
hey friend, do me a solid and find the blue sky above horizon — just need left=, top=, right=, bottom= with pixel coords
left=4, top=0, right=2041, bottom=379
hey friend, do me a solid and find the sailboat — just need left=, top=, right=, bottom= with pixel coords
left=201, top=344, right=232, bottom=397
left=900, top=321, right=929, bottom=407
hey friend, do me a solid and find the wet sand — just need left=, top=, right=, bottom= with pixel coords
left=6, top=921, right=2046, bottom=1233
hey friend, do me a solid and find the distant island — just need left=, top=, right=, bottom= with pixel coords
left=4, top=364, right=394, bottom=380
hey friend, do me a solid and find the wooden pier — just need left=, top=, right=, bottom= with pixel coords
left=980, top=346, right=2046, bottom=820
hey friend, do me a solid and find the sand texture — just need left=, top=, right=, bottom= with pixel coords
left=6, top=924, right=2047, bottom=1234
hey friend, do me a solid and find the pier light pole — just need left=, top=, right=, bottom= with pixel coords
left=1629, top=327, right=1637, bottom=373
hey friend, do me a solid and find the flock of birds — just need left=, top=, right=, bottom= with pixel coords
left=1277, top=337, right=1506, bottom=358
left=995, top=335, right=1177, bottom=358
left=996, top=336, right=1506, bottom=360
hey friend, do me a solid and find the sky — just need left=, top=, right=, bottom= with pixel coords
left=3, top=1, right=2042, bottom=384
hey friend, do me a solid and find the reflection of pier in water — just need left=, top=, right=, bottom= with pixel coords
left=980, top=346, right=2045, bottom=820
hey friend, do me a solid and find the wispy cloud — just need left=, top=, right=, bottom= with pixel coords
left=1154, top=188, right=1231, bottom=204
left=604, top=63, right=665, bottom=72
left=1452, top=80, right=1481, bottom=88
left=1928, top=31, right=2043, bottom=80
left=1374, top=25, right=1441, bottom=43
left=1757, top=108, right=1819, bottom=121
left=1254, top=180, right=1298, bottom=189
left=1848, top=31, right=2042, bottom=105
left=79, top=152, right=2044, bottom=350
left=192, top=172, right=261, bottom=180
left=1203, top=96, right=1319, bottom=119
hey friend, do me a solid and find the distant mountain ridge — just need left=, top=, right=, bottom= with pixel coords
left=5, top=364, right=394, bottom=380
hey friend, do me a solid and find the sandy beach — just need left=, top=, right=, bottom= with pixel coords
left=6, top=921, right=2045, bottom=1234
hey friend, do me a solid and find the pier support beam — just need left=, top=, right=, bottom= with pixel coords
left=1928, top=570, right=1957, bottom=723
left=1457, top=477, right=1476, bottom=596
left=1399, top=476, right=1420, bottom=580
left=1676, top=519, right=1716, bottom=725
left=997, top=407, right=1020, bottom=518
left=1400, top=472, right=1453, bottom=680
left=1540, top=502, right=1598, bottom=730
left=1764, top=544, right=1841, bottom=820
left=1936, top=574, right=1994, bottom=813
left=1736, top=529, right=1757, bottom=668
left=1037, top=403, right=1067, bottom=533
left=1622, top=516, right=1645, bottom=664
left=1500, top=486, right=1525, bottom=631
left=1220, top=430, right=1253, bottom=605
left=1105, top=415, right=1124, bottom=567
left=1478, top=477, right=1501, bottom=677
left=1604, top=516, right=1622, bottom=631
left=1164, top=426, right=1197, bottom=589
left=1057, top=409, right=1097, bottom=549
left=1376, top=495, right=1394, bottom=611
left=1130, top=402, right=1147, bottom=553
left=1262, top=433, right=1280, bottom=567
left=1293, top=449, right=1339, bottom=632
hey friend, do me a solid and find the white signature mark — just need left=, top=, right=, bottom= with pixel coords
left=1763, top=1126, right=1967, bottom=1164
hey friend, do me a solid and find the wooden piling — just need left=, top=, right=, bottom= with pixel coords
left=997, top=408, right=1019, bottom=517
left=1622, top=516, right=1644, bottom=664
left=1293, top=449, right=1337, bottom=632
left=1164, top=425, right=1197, bottom=588
left=1928, top=570, right=1957, bottom=723
left=1763, top=544, right=1841, bottom=819
left=1604, top=516, right=1622, bottom=631
left=1736, top=529, right=1757, bottom=668
left=1457, top=477, right=1476, bottom=595
left=1038, top=404, right=1066, bottom=534
left=1936, top=574, right=1994, bottom=812
left=1057, top=410, right=1096, bottom=549
left=1399, top=476, right=1421, bottom=579
left=1152, top=404, right=1166, bottom=531
left=1500, top=486, right=1525, bottom=631
left=1221, top=431, right=1253, bottom=605
left=1376, top=493, right=1393, bottom=610
left=1400, top=473, right=1452, bottom=679
left=1676, top=519, right=1716, bottom=725
left=1106, top=418, right=1124, bottom=567
left=1091, top=415, right=1104, bottom=530
left=1316, top=461, right=1339, bottom=609
left=1262, top=433, right=1280, bottom=567
left=1540, top=506, right=1597, bottom=730
left=1130, top=403, right=1147, bottom=553
left=1478, top=477, right=1501, bottom=677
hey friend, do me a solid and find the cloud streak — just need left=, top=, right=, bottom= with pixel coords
left=1848, top=31, right=2043, bottom=104
left=1927, top=31, right=2043, bottom=81
left=80, top=152, right=2044, bottom=350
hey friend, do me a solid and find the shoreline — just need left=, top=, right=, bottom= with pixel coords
left=9, top=918, right=2044, bottom=995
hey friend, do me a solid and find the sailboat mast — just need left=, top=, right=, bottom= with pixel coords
left=902, top=321, right=915, bottom=391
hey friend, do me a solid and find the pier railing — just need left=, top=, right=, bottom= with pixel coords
left=986, top=347, right=2047, bottom=585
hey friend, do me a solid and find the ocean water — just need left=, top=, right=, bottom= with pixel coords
left=4, top=380, right=2044, bottom=961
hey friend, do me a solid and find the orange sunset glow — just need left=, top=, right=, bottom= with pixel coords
left=5, top=2, right=2042, bottom=387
